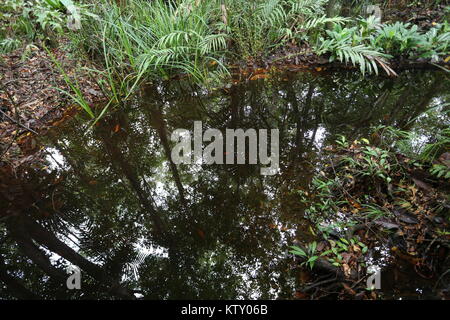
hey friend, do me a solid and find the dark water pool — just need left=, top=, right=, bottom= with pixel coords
left=0, top=70, right=449, bottom=299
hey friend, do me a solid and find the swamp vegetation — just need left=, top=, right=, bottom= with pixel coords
left=0, top=0, right=449, bottom=300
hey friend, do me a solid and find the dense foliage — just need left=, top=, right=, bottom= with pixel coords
left=2, top=1, right=449, bottom=81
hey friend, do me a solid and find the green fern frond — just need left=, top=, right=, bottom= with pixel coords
left=301, top=15, right=348, bottom=31
left=200, top=34, right=228, bottom=54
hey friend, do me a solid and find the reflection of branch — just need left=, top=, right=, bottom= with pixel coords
left=434, top=269, right=450, bottom=291
left=302, top=275, right=341, bottom=293
left=24, top=218, right=136, bottom=299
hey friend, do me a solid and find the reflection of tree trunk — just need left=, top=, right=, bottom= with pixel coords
left=229, top=85, right=241, bottom=128
left=304, top=85, right=317, bottom=150
left=19, top=218, right=134, bottom=299
left=385, top=85, right=414, bottom=124
left=0, top=256, right=40, bottom=299
left=351, top=89, right=391, bottom=135
left=287, top=82, right=314, bottom=161
left=148, top=105, right=188, bottom=207
left=96, top=122, right=166, bottom=235
left=8, top=219, right=67, bottom=282
left=399, top=78, right=442, bottom=129
left=292, top=94, right=303, bottom=156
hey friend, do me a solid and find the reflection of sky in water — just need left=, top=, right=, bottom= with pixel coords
left=45, top=147, right=66, bottom=171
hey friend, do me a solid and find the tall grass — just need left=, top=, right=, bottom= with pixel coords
left=72, top=0, right=230, bottom=87
left=45, top=45, right=95, bottom=118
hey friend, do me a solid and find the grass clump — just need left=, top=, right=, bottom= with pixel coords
left=70, top=0, right=230, bottom=86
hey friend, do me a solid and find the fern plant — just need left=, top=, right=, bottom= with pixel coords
left=0, top=37, right=21, bottom=53
left=371, top=22, right=425, bottom=56
left=418, top=23, right=450, bottom=61
left=421, top=127, right=450, bottom=162
left=316, top=24, right=392, bottom=75
left=430, top=164, right=450, bottom=179
left=227, top=0, right=336, bottom=58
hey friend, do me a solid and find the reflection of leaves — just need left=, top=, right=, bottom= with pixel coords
left=124, top=250, right=151, bottom=282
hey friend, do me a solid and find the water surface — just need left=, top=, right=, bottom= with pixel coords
left=1, top=70, right=448, bottom=299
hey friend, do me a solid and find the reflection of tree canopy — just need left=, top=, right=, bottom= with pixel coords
left=0, top=70, right=448, bottom=299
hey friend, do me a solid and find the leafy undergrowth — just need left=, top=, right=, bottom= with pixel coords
left=290, top=127, right=450, bottom=299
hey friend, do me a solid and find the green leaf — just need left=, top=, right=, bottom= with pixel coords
left=289, top=246, right=306, bottom=257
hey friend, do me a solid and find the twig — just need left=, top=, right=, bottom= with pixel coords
left=0, top=108, right=38, bottom=134
left=0, top=81, right=20, bottom=123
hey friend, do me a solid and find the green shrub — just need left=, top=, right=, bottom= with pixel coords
left=0, top=0, right=93, bottom=52
left=370, top=21, right=450, bottom=60
left=372, top=22, right=425, bottom=56
left=315, top=22, right=391, bottom=75
left=226, top=0, right=346, bottom=59
left=418, top=23, right=450, bottom=61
